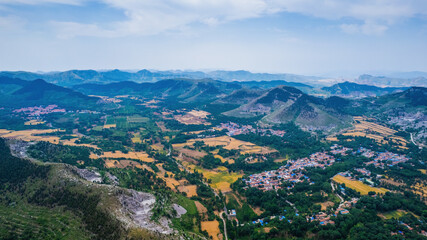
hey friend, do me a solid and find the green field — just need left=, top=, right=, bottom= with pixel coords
left=106, top=115, right=149, bottom=129
left=380, top=210, right=407, bottom=219
left=0, top=202, right=92, bottom=240
left=172, top=195, right=200, bottom=234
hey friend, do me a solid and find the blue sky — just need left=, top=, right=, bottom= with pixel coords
left=0, top=0, right=426, bottom=76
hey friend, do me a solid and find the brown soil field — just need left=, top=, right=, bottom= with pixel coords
left=201, top=221, right=221, bottom=240
left=156, top=163, right=180, bottom=189
left=195, top=201, right=208, bottom=215
left=177, top=185, right=198, bottom=197
left=319, top=201, right=334, bottom=211
left=179, top=148, right=207, bottom=159
left=156, top=121, right=170, bottom=132
left=104, top=159, right=153, bottom=172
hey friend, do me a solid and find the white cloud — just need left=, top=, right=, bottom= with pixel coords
left=0, top=0, right=82, bottom=5
left=340, top=21, right=388, bottom=35
left=2, top=0, right=427, bottom=37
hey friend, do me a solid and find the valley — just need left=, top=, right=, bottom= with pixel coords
left=0, top=75, right=426, bottom=240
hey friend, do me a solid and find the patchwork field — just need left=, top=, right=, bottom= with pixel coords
left=201, top=220, right=222, bottom=240
left=156, top=163, right=181, bottom=189
left=333, top=174, right=388, bottom=195
left=173, top=136, right=276, bottom=155
left=0, top=129, right=62, bottom=143
left=104, top=159, right=153, bottom=172
left=335, top=117, right=408, bottom=148
left=90, top=151, right=155, bottom=162
left=131, top=133, right=142, bottom=143
left=24, top=120, right=45, bottom=125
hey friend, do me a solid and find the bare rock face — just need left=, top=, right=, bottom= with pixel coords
left=76, top=168, right=102, bottom=183
left=172, top=204, right=187, bottom=218
left=118, top=189, right=175, bottom=235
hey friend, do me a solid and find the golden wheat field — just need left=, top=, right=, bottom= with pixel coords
left=201, top=221, right=222, bottom=240
left=333, top=117, right=408, bottom=148
left=333, top=174, right=388, bottom=195
left=103, top=124, right=116, bottom=129
left=24, top=120, right=45, bottom=125
left=174, top=136, right=276, bottom=155
left=90, top=151, right=155, bottom=162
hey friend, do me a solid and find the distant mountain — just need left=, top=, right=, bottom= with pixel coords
left=224, top=86, right=353, bottom=131
left=373, top=87, right=427, bottom=108
left=214, top=88, right=266, bottom=105
left=73, top=78, right=241, bottom=102
left=322, top=81, right=406, bottom=98
left=0, top=69, right=321, bottom=87
left=354, top=74, right=427, bottom=88
left=0, top=77, right=99, bottom=109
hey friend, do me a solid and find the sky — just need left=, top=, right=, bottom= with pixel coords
left=0, top=0, right=427, bottom=77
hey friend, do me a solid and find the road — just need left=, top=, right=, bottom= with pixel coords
left=331, top=182, right=344, bottom=203
left=219, top=212, right=228, bottom=240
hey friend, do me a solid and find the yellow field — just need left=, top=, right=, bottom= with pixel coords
left=214, top=154, right=235, bottom=164
left=188, top=110, right=210, bottom=118
left=334, top=117, right=408, bottom=148
left=201, top=221, right=221, bottom=240
left=104, top=159, right=153, bottom=172
left=173, top=136, right=276, bottom=155
left=184, top=163, right=242, bottom=193
left=131, top=133, right=142, bottom=143
left=103, top=124, right=116, bottom=129
left=333, top=174, right=388, bottom=195
left=177, top=185, right=198, bottom=197
left=90, top=151, right=155, bottom=162
left=0, top=129, right=62, bottom=143
left=419, top=169, right=426, bottom=174
left=156, top=163, right=180, bottom=189
left=24, top=120, right=45, bottom=125
left=195, top=201, right=208, bottom=215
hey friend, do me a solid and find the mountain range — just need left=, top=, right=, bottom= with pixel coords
left=322, top=81, right=406, bottom=98
left=0, top=75, right=425, bottom=132
left=0, top=76, right=99, bottom=109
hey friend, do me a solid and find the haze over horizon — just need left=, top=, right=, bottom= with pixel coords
left=1, top=0, right=427, bottom=76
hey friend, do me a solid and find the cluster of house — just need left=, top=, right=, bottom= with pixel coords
left=307, top=198, right=358, bottom=225
left=13, top=105, right=66, bottom=116
left=244, top=152, right=335, bottom=191
left=331, top=145, right=410, bottom=169
left=366, top=151, right=411, bottom=168
left=330, top=144, right=352, bottom=156
left=218, top=122, right=286, bottom=137
left=357, top=147, right=376, bottom=158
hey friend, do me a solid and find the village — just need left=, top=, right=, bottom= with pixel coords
left=244, top=151, right=336, bottom=191
left=218, top=122, right=286, bottom=137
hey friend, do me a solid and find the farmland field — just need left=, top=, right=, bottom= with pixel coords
left=174, top=136, right=276, bottom=155
left=333, top=174, right=388, bottom=195
left=90, top=151, right=155, bottom=162
left=332, top=116, right=409, bottom=148
left=201, top=220, right=221, bottom=240
left=378, top=210, right=407, bottom=219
